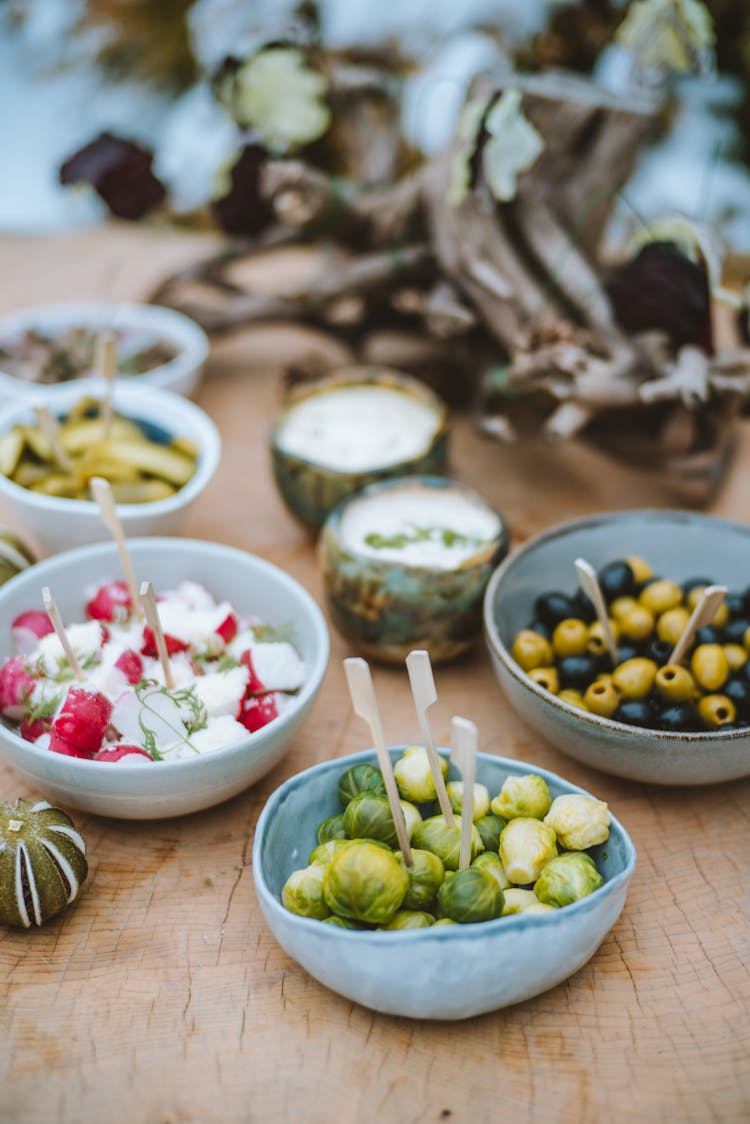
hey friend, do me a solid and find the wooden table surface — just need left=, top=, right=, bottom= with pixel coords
left=0, top=228, right=748, bottom=1124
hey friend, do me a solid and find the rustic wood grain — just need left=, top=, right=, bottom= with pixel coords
left=0, top=228, right=748, bottom=1124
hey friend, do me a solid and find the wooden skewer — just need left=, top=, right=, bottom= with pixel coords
left=140, top=580, right=175, bottom=690
left=97, top=332, right=118, bottom=440
left=669, top=584, right=728, bottom=666
left=90, top=476, right=143, bottom=616
left=450, top=716, right=477, bottom=871
left=32, top=406, right=75, bottom=473
left=42, top=587, right=84, bottom=682
left=343, top=657, right=412, bottom=866
left=405, top=650, right=456, bottom=826
left=575, top=557, right=619, bottom=665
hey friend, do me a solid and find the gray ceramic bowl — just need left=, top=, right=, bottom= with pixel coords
left=484, top=509, right=750, bottom=786
left=253, top=747, right=636, bottom=1020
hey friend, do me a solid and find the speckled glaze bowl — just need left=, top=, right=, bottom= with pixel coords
left=320, top=476, right=508, bottom=664
left=270, top=368, right=449, bottom=531
left=484, top=510, right=750, bottom=786
left=253, top=747, right=636, bottom=1020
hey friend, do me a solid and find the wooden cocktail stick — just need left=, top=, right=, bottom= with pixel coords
left=450, top=717, right=477, bottom=870
left=669, top=584, right=728, bottom=666
left=140, top=580, right=175, bottom=690
left=343, top=657, right=412, bottom=866
left=42, top=587, right=84, bottom=682
left=405, top=649, right=455, bottom=826
left=575, top=557, right=619, bottom=665
left=90, top=477, right=143, bottom=616
left=32, top=406, right=75, bottom=473
left=97, top=332, right=118, bottom=440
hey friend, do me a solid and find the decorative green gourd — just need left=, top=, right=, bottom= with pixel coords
left=0, top=799, right=88, bottom=928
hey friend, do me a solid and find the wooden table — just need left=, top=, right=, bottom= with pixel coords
left=1, top=229, right=748, bottom=1124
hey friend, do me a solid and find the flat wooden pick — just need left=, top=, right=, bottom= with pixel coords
left=405, top=649, right=455, bottom=826
left=140, top=580, right=175, bottom=690
left=343, top=657, right=412, bottom=865
left=669, top=584, right=728, bottom=666
left=97, top=332, right=118, bottom=439
left=575, top=557, right=619, bottom=665
left=450, top=716, right=477, bottom=871
left=32, top=405, right=74, bottom=473
left=90, top=476, right=142, bottom=615
left=42, top=587, right=84, bottom=682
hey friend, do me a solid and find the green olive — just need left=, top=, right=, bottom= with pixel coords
left=595, top=672, right=615, bottom=687
left=617, top=604, right=655, bottom=642
left=552, top=618, right=588, bottom=658
left=654, top=664, right=696, bottom=701
left=583, top=680, right=620, bottom=718
left=610, top=596, right=638, bottom=621
left=724, top=643, right=747, bottom=672
left=687, top=586, right=728, bottom=626
left=626, top=556, right=653, bottom=585
left=511, top=630, right=553, bottom=671
left=612, top=657, right=657, bottom=698
left=743, top=626, right=750, bottom=651
left=691, top=644, right=729, bottom=692
left=558, top=688, right=587, bottom=710
left=639, top=579, right=683, bottom=616
left=528, top=666, right=559, bottom=693
left=656, top=606, right=690, bottom=647
left=697, top=694, right=736, bottom=727
left=586, top=619, right=620, bottom=656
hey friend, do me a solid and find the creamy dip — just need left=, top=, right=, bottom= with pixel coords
left=275, top=385, right=442, bottom=472
left=340, top=483, right=501, bottom=569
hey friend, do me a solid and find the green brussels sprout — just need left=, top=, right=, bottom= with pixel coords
left=393, top=746, right=448, bottom=803
left=499, top=817, right=558, bottom=884
left=437, top=867, right=504, bottom=923
left=412, top=814, right=484, bottom=871
left=282, top=863, right=331, bottom=919
left=400, top=800, right=423, bottom=839
left=543, top=794, right=611, bottom=850
left=491, top=774, right=552, bottom=821
left=534, top=852, right=603, bottom=907
left=475, top=813, right=506, bottom=852
left=395, top=848, right=445, bottom=909
left=472, top=851, right=510, bottom=890
left=337, top=763, right=386, bottom=808
left=433, top=917, right=457, bottom=926
left=343, top=792, right=399, bottom=846
left=309, top=839, right=351, bottom=866
left=323, top=842, right=409, bottom=924
left=445, top=780, right=491, bottom=822
left=500, top=888, right=540, bottom=915
left=317, top=814, right=347, bottom=844
left=322, top=915, right=363, bottom=928
left=379, top=909, right=436, bottom=930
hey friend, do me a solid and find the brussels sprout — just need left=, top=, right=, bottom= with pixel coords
left=394, top=746, right=448, bottom=803
left=337, top=763, right=386, bottom=808
left=395, top=848, right=445, bottom=909
left=322, top=915, right=363, bottom=928
left=412, top=814, right=484, bottom=871
left=534, top=852, right=603, bottom=907
left=317, top=814, right=347, bottom=844
left=437, top=867, right=504, bottom=923
left=400, top=800, right=423, bottom=839
left=343, top=792, right=399, bottom=846
left=308, top=839, right=352, bottom=866
left=499, top=818, right=558, bottom=884
left=472, top=851, right=511, bottom=890
left=282, top=863, right=331, bottom=919
left=523, top=903, right=557, bottom=914
left=379, top=910, right=436, bottom=930
left=445, top=780, right=491, bottom=822
left=433, top=917, right=457, bottom=926
left=543, top=794, right=611, bottom=851
left=475, top=813, right=507, bottom=852
left=491, top=774, right=552, bottom=821
left=500, top=888, right=541, bottom=915
left=323, top=842, right=409, bottom=924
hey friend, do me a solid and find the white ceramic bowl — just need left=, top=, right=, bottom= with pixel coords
left=0, top=378, right=221, bottom=554
left=484, top=510, right=750, bottom=786
left=0, top=539, right=329, bottom=818
left=253, top=747, right=636, bottom=1020
left=0, top=301, right=208, bottom=406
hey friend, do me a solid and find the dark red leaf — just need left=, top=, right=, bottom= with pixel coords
left=211, top=143, right=273, bottom=236
left=59, top=132, right=166, bottom=221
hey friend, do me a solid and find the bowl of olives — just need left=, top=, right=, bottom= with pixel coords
left=252, top=747, right=635, bottom=1020
left=484, top=509, right=750, bottom=785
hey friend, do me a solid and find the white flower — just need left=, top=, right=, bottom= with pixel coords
left=482, top=88, right=543, bottom=203
left=615, top=0, right=715, bottom=77
left=229, top=47, right=330, bottom=154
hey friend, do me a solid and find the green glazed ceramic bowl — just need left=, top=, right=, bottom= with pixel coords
left=320, top=475, right=508, bottom=664
left=270, top=368, right=449, bottom=531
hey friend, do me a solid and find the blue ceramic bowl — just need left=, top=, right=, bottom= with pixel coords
left=253, top=747, right=636, bottom=1020
left=484, top=509, right=750, bottom=786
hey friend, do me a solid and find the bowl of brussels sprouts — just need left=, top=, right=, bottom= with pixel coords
left=252, top=747, right=635, bottom=1020
left=484, top=509, right=750, bottom=785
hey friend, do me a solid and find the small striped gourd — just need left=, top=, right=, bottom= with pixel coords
left=0, top=799, right=88, bottom=928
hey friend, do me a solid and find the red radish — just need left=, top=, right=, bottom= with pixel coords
left=141, top=626, right=188, bottom=658
left=12, top=610, right=54, bottom=640
left=49, top=731, right=91, bottom=759
left=216, top=612, right=238, bottom=644
left=0, top=657, right=35, bottom=718
left=53, top=687, right=113, bottom=754
left=240, top=693, right=278, bottom=733
left=240, top=650, right=266, bottom=694
left=94, top=744, right=152, bottom=763
left=114, top=649, right=144, bottom=685
left=86, top=580, right=132, bottom=622
left=20, top=715, right=49, bottom=741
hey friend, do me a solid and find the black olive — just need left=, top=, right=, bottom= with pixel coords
left=614, top=698, right=657, bottom=728
left=533, top=592, right=578, bottom=628
left=526, top=619, right=551, bottom=639
left=571, top=589, right=596, bottom=623
left=658, top=702, right=699, bottom=732
left=713, top=721, right=746, bottom=731
left=725, top=592, right=745, bottom=617
left=723, top=677, right=750, bottom=717
left=681, top=576, right=713, bottom=595
left=645, top=638, right=672, bottom=665
left=556, top=655, right=601, bottom=689
left=695, top=626, right=722, bottom=645
left=614, top=643, right=641, bottom=665
left=722, top=618, right=749, bottom=645
left=597, top=561, right=636, bottom=602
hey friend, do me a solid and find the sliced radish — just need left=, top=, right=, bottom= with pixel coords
left=114, top=649, right=144, bottom=685
left=94, top=744, right=153, bottom=763
left=141, top=627, right=188, bottom=658
left=12, top=610, right=54, bottom=653
left=53, top=687, right=113, bottom=755
left=240, top=649, right=266, bottom=694
left=86, top=581, right=132, bottom=622
left=239, top=692, right=278, bottom=733
left=49, top=731, right=92, bottom=758
left=20, top=715, right=48, bottom=742
left=216, top=612, right=238, bottom=644
left=0, top=656, right=35, bottom=719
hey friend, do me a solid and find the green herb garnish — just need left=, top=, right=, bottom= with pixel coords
left=364, top=524, right=484, bottom=552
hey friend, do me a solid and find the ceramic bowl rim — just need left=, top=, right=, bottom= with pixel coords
left=483, top=508, right=750, bottom=744
left=252, top=745, right=637, bottom=942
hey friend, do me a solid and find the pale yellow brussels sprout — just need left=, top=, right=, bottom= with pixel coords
left=323, top=842, right=409, bottom=924
left=499, top=818, right=558, bottom=884
left=543, top=794, right=610, bottom=851
left=445, top=780, right=491, bottom=822
left=379, top=910, right=436, bottom=930
left=401, top=800, right=423, bottom=839
left=501, top=888, right=541, bottom=915
left=433, top=917, right=457, bottom=926
left=394, top=746, right=448, bottom=803
left=472, top=851, right=511, bottom=891
left=491, top=774, right=552, bottom=821
left=411, top=814, right=484, bottom=871
left=534, top=852, right=603, bottom=907
left=523, top=903, right=557, bottom=915
left=282, top=863, right=331, bottom=919
left=395, top=848, right=445, bottom=910
left=308, top=839, right=351, bottom=866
